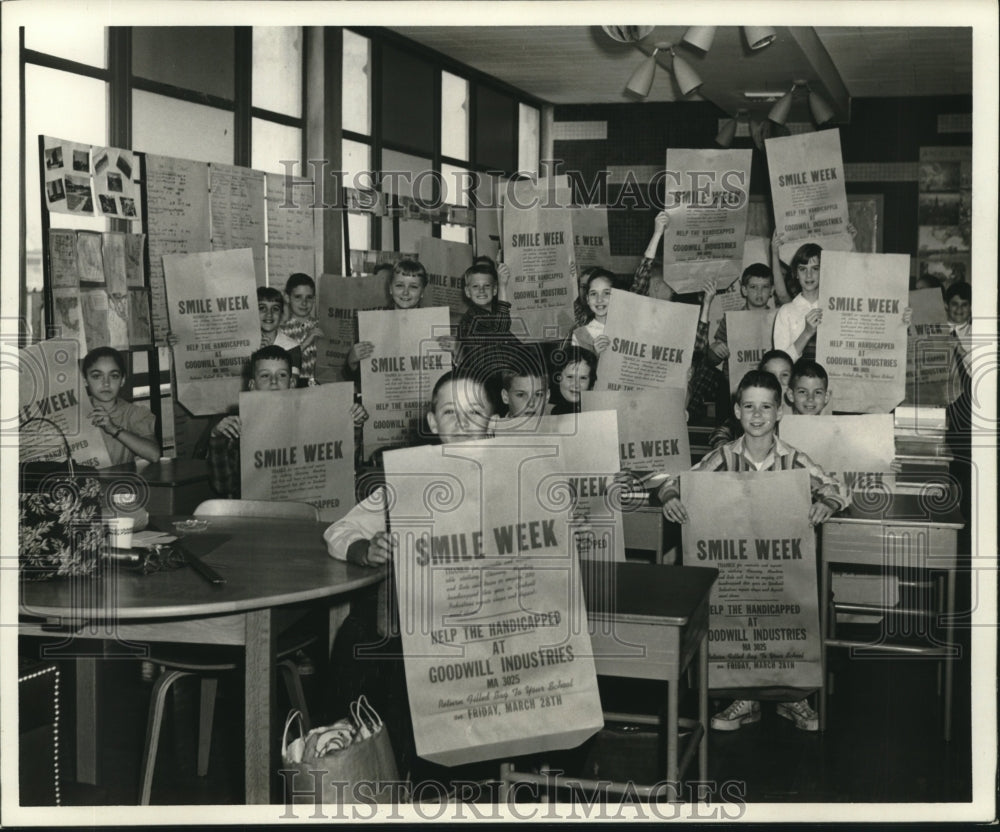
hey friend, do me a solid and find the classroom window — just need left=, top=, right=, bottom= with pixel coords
left=252, top=27, right=302, bottom=118
left=132, top=27, right=235, bottom=100
left=381, top=43, right=435, bottom=154
left=342, top=30, right=371, bottom=136
left=23, top=64, right=108, bottom=294
left=251, top=117, right=301, bottom=174
left=441, top=71, right=470, bottom=162
left=132, top=90, right=234, bottom=165
left=343, top=138, right=372, bottom=262
left=441, top=163, right=472, bottom=207
left=475, top=85, right=518, bottom=172
left=518, top=103, right=540, bottom=177
left=381, top=148, right=434, bottom=253
left=24, top=26, right=107, bottom=68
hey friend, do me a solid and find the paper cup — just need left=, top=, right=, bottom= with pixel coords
left=107, top=516, right=135, bottom=551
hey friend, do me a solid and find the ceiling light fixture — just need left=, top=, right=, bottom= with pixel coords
left=625, top=42, right=703, bottom=99
left=601, top=25, right=655, bottom=44
left=766, top=79, right=837, bottom=125
left=743, top=26, right=777, bottom=50
left=715, top=109, right=749, bottom=148
left=682, top=26, right=717, bottom=53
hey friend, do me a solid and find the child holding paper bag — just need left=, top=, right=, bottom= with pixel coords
left=202, top=345, right=366, bottom=498
left=345, top=259, right=452, bottom=377
left=650, top=369, right=850, bottom=732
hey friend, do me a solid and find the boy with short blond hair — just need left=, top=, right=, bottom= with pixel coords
left=654, top=368, right=850, bottom=732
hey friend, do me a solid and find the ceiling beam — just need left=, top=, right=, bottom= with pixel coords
left=787, top=27, right=852, bottom=123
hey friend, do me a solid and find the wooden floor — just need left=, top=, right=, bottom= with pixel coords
left=23, top=621, right=971, bottom=808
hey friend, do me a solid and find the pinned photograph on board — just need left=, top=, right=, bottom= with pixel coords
left=119, top=196, right=137, bottom=218
left=917, top=193, right=961, bottom=226
left=46, top=179, right=66, bottom=204
left=106, top=172, right=123, bottom=193
left=918, top=160, right=961, bottom=192
left=94, top=150, right=110, bottom=174
left=116, top=152, right=133, bottom=179
left=44, top=146, right=64, bottom=169
left=72, top=149, right=90, bottom=172
left=918, top=225, right=971, bottom=254
left=64, top=174, right=93, bottom=213
left=98, top=194, right=118, bottom=215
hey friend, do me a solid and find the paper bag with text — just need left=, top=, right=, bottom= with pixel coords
left=417, top=236, right=475, bottom=321
left=315, top=273, right=388, bottom=382
left=815, top=250, right=910, bottom=413
left=502, top=183, right=577, bottom=341
left=493, top=411, right=626, bottom=563
left=766, top=129, right=853, bottom=263
left=595, top=289, right=699, bottom=392
left=682, top=469, right=822, bottom=689
left=726, top=309, right=776, bottom=394
left=239, top=383, right=356, bottom=522
left=358, top=306, right=453, bottom=458
left=384, top=437, right=604, bottom=767
left=581, top=389, right=690, bottom=475
left=163, top=248, right=260, bottom=416
left=19, top=340, right=113, bottom=469
left=661, top=148, right=752, bottom=293
left=572, top=206, right=612, bottom=270
left=904, top=287, right=956, bottom=406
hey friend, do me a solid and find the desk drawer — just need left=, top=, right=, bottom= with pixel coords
left=824, top=522, right=958, bottom=570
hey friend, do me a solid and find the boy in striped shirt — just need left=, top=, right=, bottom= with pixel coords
left=649, top=368, right=850, bottom=732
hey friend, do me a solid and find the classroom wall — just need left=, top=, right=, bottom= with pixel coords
left=551, top=95, right=972, bottom=259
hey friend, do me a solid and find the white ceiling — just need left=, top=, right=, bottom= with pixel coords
left=389, top=25, right=973, bottom=118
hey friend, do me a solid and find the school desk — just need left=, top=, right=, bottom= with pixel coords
left=104, top=458, right=214, bottom=515
left=500, top=561, right=717, bottom=798
left=819, top=490, right=964, bottom=740
left=19, top=515, right=383, bottom=804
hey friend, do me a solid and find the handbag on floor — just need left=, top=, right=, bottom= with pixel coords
left=282, top=696, right=403, bottom=805
left=19, top=417, right=106, bottom=581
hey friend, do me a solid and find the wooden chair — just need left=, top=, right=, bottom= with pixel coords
left=139, top=498, right=320, bottom=803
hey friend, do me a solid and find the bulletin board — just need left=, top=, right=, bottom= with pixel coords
left=39, top=135, right=318, bottom=458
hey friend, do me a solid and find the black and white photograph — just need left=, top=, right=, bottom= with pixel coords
left=44, top=145, right=63, bottom=170
left=71, top=148, right=89, bottom=172
left=1, top=1, right=996, bottom=827
left=97, top=193, right=118, bottom=215
left=62, top=173, right=93, bottom=213
left=116, top=151, right=133, bottom=180
left=45, top=177, right=65, bottom=203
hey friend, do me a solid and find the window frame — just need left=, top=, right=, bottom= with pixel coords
left=341, top=26, right=544, bottom=256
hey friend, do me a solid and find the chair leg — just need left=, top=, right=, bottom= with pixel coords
left=197, top=677, right=218, bottom=777
left=279, top=659, right=311, bottom=731
left=140, top=669, right=189, bottom=805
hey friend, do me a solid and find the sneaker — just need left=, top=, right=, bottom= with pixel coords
left=711, top=699, right=761, bottom=731
left=776, top=698, right=819, bottom=732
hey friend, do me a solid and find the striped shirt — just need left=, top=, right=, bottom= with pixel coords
left=649, top=434, right=851, bottom=512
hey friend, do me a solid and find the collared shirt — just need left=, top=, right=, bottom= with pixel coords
left=772, top=293, right=819, bottom=362
left=97, top=399, right=157, bottom=467
left=648, top=434, right=851, bottom=512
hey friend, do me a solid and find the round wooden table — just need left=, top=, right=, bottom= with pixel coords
left=20, top=515, right=385, bottom=804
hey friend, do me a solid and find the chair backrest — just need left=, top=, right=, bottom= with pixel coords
left=193, top=499, right=319, bottom=521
